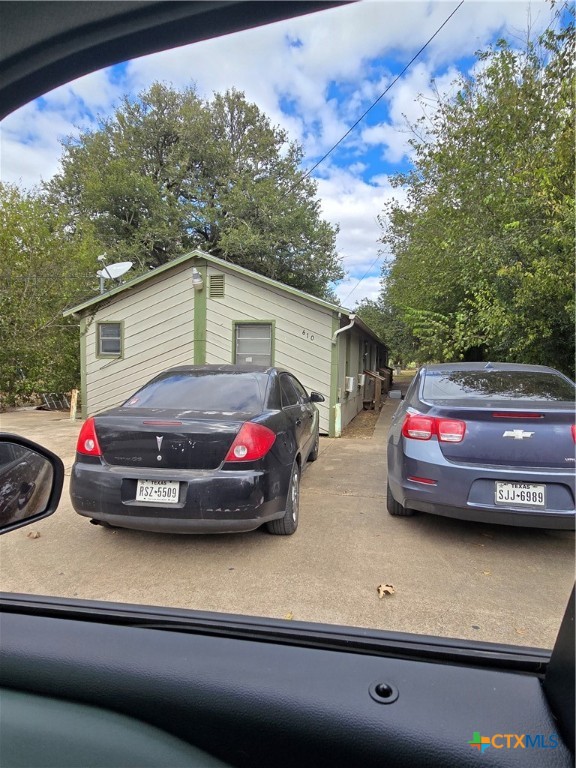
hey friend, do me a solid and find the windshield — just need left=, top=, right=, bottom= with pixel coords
left=1, top=0, right=574, bottom=653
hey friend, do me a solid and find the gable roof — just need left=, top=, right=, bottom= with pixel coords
left=63, top=249, right=386, bottom=346
left=64, top=249, right=349, bottom=317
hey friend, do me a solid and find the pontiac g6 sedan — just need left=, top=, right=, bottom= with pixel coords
left=387, top=362, right=575, bottom=529
left=70, top=365, right=324, bottom=535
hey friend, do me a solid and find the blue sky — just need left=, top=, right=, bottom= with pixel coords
left=0, top=0, right=556, bottom=307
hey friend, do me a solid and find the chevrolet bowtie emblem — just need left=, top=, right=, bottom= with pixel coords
left=156, top=436, right=163, bottom=451
left=503, top=429, right=535, bottom=440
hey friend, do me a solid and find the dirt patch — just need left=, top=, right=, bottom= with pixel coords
left=340, top=407, right=381, bottom=439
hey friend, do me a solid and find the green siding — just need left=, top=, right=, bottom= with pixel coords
left=205, top=265, right=333, bottom=433
left=80, top=317, right=88, bottom=419
left=193, top=264, right=207, bottom=364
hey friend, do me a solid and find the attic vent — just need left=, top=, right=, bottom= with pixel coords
left=209, top=274, right=225, bottom=297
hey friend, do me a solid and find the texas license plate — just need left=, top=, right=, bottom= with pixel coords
left=136, top=479, right=180, bottom=503
left=495, top=482, right=545, bottom=507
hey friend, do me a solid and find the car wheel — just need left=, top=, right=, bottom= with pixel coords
left=266, top=462, right=300, bottom=535
left=387, top=483, right=414, bottom=516
left=308, top=429, right=320, bottom=462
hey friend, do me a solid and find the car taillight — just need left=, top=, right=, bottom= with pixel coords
left=224, top=423, right=276, bottom=462
left=402, top=415, right=434, bottom=440
left=76, top=417, right=102, bottom=456
left=437, top=419, right=466, bottom=443
left=572, top=425, right=576, bottom=443
left=402, top=414, right=466, bottom=443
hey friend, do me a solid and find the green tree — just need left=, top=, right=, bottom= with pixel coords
left=47, top=84, right=342, bottom=299
left=0, top=184, right=100, bottom=405
left=355, top=297, right=418, bottom=367
left=379, top=10, right=575, bottom=376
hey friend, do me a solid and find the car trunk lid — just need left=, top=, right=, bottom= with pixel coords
left=93, top=409, right=247, bottom=470
left=430, top=403, right=574, bottom=468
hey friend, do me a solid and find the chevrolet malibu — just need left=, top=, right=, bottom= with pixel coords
left=70, top=365, right=324, bottom=535
left=387, top=362, right=575, bottom=529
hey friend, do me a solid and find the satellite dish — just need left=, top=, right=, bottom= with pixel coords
left=96, top=261, right=133, bottom=280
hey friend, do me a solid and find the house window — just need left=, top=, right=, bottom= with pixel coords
left=234, top=323, right=272, bottom=366
left=97, top=322, right=122, bottom=357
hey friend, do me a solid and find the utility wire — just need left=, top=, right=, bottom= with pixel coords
left=301, top=0, right=465, bottom=183
left=313, top=0, right=465, bottom=304
left=341, top=251, right=385, bottom=305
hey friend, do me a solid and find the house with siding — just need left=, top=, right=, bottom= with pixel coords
left=64, top=250, right=388, bottom=437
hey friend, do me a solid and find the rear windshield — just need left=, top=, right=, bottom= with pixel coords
left=122, top=372, right=266, bottom=413
left=422, top=370, right=575, bottom=402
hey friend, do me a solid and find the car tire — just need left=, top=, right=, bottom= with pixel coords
left=387, top=483, right=414, bottom=516
left=266, top=462, right=300, bottom=535
left=307, top=429, right=320, bottom=462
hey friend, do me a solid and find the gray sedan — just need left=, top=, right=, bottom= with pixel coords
left=387, top=362, right=575, bottom=529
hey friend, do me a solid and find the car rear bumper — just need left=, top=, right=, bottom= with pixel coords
left=70, top=460, right=286, bottom=534
left=388, top=442, right=576, bottom=530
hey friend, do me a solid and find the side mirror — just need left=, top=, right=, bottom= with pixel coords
left=0, top=434, right=64, bottom=535
left=309, top=392, right=325, bottom=403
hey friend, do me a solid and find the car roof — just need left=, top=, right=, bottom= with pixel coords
left=162, top=365, right=275, bottom=375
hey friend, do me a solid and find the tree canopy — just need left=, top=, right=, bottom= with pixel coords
left=378, top=11, right=574, bottom=376
left=47, top=84, right=342, bottom=299
left=0, top=184, right=98, bottom=405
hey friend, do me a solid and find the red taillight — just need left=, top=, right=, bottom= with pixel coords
left=437, top=419, right=466, bottom=443
left=402, top=414, right=466, bottom=443
left=224, top=423, right=276, bottom=462
left=572, top=425, right=576, bottom=443
left=402, top=415, right=435, bottom=440
left=76, top=417, right=102, bottom=456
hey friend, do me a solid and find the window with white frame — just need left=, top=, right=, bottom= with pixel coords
left=97, top=322, right=122, bottom=357
left=234, top=324, right=272, bottom=366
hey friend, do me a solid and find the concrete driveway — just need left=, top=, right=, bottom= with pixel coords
left=0, top=403, right=573, bottom=649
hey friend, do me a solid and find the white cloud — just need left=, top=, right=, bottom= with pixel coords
left=333, top=274, right=383, bottom=308
left=316, top=164, right=406, bottom=301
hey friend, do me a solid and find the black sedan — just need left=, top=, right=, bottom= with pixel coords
left=387, top=362, right=575, bottom=529
left=70, top=365, right=324, bottom=535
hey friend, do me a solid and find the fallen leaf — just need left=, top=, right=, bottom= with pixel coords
left=377, top=584, right=395, bottom=599
left=26, top=530, right=40, bottom=539
left=284, top=612, right=294, bottom=620
left=515, top=627, right=526, bottom=635
left=482, top=571, right=492, bottom=576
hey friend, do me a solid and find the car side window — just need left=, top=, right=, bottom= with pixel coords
left=280, top=375, right=300, bottom=408
left=290, top=376, right=309, bottom=402
left=403, top=372, right=420, bottom=406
